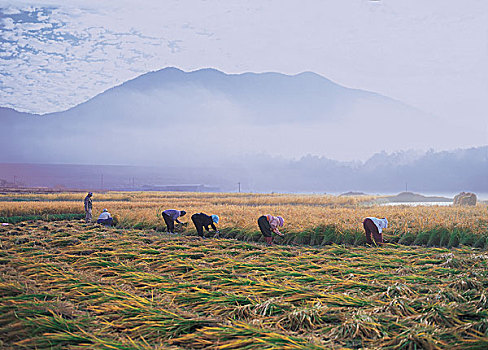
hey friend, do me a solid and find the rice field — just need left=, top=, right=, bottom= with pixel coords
left=1, top=192, right=487, bottom=348
left=1, top=219, right=488, bottom=349
left=1, top=192, right=487, bottom=248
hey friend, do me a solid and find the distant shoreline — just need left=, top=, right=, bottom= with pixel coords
left=381, top=192, right=452, bottom=203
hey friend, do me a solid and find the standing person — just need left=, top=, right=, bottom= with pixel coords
left=257, top=214, right=284, bottom=246
left=191, top=213, right=219, bottom=238
left=84, top=192, right=93, bottom=223
left=97, top=209, right=113, bottom=226
left=161, top=209, right=187, bottom=234
left=363, top=217, right=388, bottom=245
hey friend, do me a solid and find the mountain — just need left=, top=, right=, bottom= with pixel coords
left=1, top=67, right=444, bottom=164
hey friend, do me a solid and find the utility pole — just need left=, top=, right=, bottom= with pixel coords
left=13, top=175, right=17, bottom=185
left=238, top=182, right=241, bottom=193
left=101, top=174, right=104, bottom=189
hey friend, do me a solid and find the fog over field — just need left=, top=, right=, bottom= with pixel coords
left=0, top=1, right=487, bottom=192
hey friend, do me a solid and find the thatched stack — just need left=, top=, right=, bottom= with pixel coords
left=453, top=192, right=477, bottom=206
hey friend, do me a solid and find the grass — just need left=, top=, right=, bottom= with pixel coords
left=0, top=213, right=84, bottom=224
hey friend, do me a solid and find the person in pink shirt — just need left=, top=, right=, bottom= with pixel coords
left=257, top=214, right=284, bottom=246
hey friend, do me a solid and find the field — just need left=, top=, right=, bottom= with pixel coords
left=1, top=192, right=488, bottom=348
left=1, top=192, right=488, bottom=247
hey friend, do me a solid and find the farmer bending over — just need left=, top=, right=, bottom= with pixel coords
left=363, top=217, right=388, bottom=245
left=191, top=213, right=219, bottom=238
left=162, top=209, right=187, bottom=234
left=258, top=214, right=284, bottom=246
left=97, top=209, right=113, bottom=226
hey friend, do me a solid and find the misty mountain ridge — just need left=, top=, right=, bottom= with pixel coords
left=47, top=67, right=409, bottom=126
left=71, top=68, right=376, bottom=121
left=1, top=66, right=448, bottom=164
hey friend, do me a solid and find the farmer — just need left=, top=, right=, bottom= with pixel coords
left=363, top=217, right=388, bottom=245
left=257, top=214, right=284, bottom=246
left=84, top=192, right=93, bottom=223
left=162, top=209, right=187, bottom=234
left=97, top=209, right=113, bottom=226
left=191, top=213, right=219, bottom=238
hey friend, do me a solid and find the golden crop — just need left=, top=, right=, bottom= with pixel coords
left=1, top=192, right=486, bottom=236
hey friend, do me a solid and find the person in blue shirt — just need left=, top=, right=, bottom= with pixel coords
left=162, top=209, right=187, bottom=234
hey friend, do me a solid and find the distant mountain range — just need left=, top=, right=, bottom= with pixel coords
left=1, top=67, right=444, bottom=164
left=3, top=67, right=484, bottom=193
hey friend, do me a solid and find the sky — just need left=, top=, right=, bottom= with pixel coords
left=1, top=0, right=487, bottom=157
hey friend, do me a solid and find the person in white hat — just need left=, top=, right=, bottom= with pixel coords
left=363, top=217, right=388, bottom=245
left=97, top=209, right=113, bottom=226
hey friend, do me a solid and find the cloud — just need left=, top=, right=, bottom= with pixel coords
left=1, top=7, right=21, bottom=15
left=0, top=5, right=177, bottom=113
left=1, top=17, right=15, bottom=29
